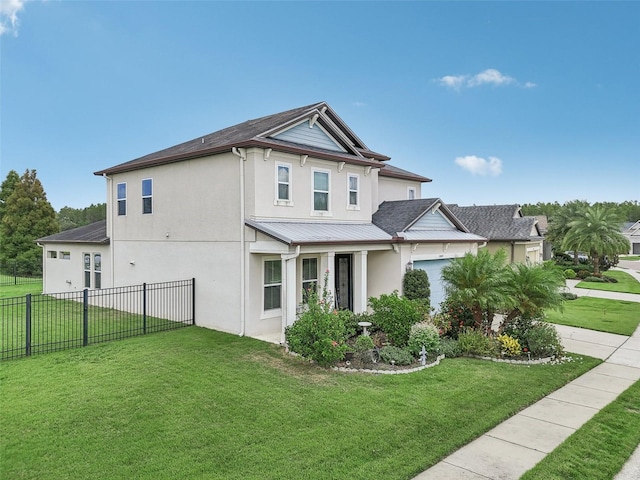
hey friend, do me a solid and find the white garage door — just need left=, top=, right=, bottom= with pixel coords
left=413, top=259, right=451, bottom=312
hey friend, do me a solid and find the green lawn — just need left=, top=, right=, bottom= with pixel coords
left=0, top=281, right=43, bottom=298
left=521, top=379, right=640, bottom=480
left=546, top=297, right=640, bottom=336
left=0, top=327, right=600, bottom=480
left=576, top=270, right=640, bottom=294
left=621, top=255, right=640, bottom=261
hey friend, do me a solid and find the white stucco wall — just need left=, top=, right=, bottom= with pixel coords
left=41, top=243, right=111, bottom=293
left=377, top=176, right=422, bottom=205
left=245, top=148, right=375, bottom=223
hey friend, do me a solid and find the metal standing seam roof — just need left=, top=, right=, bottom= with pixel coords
left=36, top=221, right=109, bottom=244
left=246, top=220, right=392, bottom=245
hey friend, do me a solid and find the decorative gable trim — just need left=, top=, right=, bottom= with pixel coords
left=270, top=119, right=347, bottom=153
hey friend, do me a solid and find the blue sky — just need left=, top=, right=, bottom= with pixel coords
left=2, top=1, right=638, bottom=211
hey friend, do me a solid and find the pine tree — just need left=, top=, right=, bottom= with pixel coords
left=0, top=169, right=59, bottom=275
left=0, top=169, right=20, bottom=224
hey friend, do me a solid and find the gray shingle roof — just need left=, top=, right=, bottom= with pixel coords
left=95, top=102, right=395, bottom=176
left=378, top=163, right=432, bottom=183
left=37, top=221, right=109, bottom=244
left=447, top=205, right=541, bottom=241
left=373, top=198, right=468, bottom=235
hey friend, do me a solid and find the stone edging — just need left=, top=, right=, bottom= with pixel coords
left=332, top=354, right=446, bottom=374
left=467, top=354, right=554, bottom=365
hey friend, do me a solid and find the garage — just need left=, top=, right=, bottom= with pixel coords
left=633, top=243, right=640, bottom=255
left=413, top=258, right=451, bottom=312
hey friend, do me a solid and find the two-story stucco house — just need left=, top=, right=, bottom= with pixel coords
left=38, top=102, right=485, bottom=343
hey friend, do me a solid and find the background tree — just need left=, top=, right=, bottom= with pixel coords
left=0, top=170, right=20, bottom=224
left=562, top=205, right=630, bottom=275
left=0, top=169, right=59, bottom=275
left=57, top=203, right=106, bottom=231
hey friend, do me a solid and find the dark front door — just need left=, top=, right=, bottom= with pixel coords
left=335, top=254, right=352, bottom=311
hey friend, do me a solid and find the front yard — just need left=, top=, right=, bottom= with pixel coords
left=0, top=327, right=599, bottom=480
left=545, top=297, right=640, bottom=336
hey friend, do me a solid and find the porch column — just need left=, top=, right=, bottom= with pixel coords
left=320, top=251, right=336, bottom=308
left=281, top=255, right=298, bottom=344
left=353, top=251, right=368, bottom=313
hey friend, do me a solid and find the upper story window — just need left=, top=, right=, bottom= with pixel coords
left=312, top=169, right=330, bottom=212
left=347, top=174, right=359, bottom=209
left=408, top=187, right=416, bottom=200
left=142, top=179, right=153, bottom=214
left=117, top=183, right=127, bottom=216
left=94, top=253, right=102, bottom=289
left=276, top=163, right=292, bottom=204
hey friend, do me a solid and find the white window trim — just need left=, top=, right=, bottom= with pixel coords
left=83, top=252, right=91, bottom=289
left=142, top=178, right=153, bottom=215
left=301, top=256, right=319, bottom=301
left=311, top=168, right=332, bottom=217
left=274, top=162, right=293, bottom=206
left=262, top=257, right=282, bottom=317
left=407, top=187, right=417, bottom=200
left=117, top=182, right=127, bottom=216
left=346, top=173, right=360, bottom=210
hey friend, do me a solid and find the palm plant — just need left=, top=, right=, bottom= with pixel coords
left=562, top=205, right=630, bottom=274
left=502, top=262, right=566, bottom=327
left=441, top=249, right=512, bottom=334
left=546, top=200, right=589, bottom=264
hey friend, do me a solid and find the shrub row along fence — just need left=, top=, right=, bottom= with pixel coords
left=0, top=278, right=195, bottom=360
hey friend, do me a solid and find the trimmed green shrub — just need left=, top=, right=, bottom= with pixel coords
left=439, top=338, right=461, bottom=358
left=560, top=292, right=578, bottom=300
left=563, top=269, right=577, bottom=279
left=584, top=276, right=605, bottom=283
left=524, top=323, right=563, bottom=358
left=402, top=269, right=431, bottom=305
left=368, top=291, right=424, bottom=346
left=354, top=334, right=375, bottom=352
left=407, top=322, right=440, bottom=356
left=379, top=346, right=414, bottom=365
left=457, top=329, right=498, bottom=357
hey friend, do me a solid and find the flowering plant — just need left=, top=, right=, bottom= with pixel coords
left=285, top=270, right=348, bottom=367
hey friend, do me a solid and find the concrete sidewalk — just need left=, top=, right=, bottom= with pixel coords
left=414, top=285, right=640, bottom=479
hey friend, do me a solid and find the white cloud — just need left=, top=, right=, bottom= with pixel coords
left=0, top=0, right=26, bottom=36
left=436, top=69, right=535, bottom=90
left=437, top=75, right=466, bottom=90
left=455, top=155, right=503, bottom=176
left=468, top=69, right=514, bottom=87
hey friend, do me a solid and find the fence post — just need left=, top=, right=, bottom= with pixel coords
left=192, top=278, right=196, bottom=325
left=14, top=262, right=17, bottom=285
left=143, top=283, right=147, bottom=334
left=25, top=293, right=32, bottom=356
left=83, top=289, right=89, bottom=347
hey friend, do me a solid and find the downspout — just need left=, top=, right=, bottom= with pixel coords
left=511, top=241, right=515, bottom=263
left=103, top=174, right=114, bottom=287
left=281, top=245, right=301, bottom=344
left=232, top=147, right=247, bottom=336
left=36, top=242, right=45, bottom=293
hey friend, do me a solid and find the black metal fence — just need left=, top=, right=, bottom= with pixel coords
left=0, top=278, right=195, bottom=360
left=0, top=262, right=42, bottom=286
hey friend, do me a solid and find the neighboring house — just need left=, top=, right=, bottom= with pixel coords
left=447, top=204, right=544, bottom=264
left=37, top=102, right=484, bottom=343
left=622, top=221, right=640, bottom=254
left=535, top=215, right=553, bottom=260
